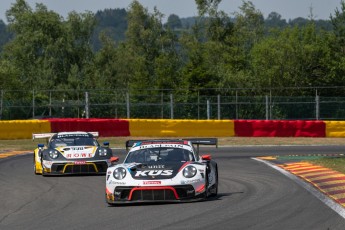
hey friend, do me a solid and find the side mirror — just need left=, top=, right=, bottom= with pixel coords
left=201, top=154, right=211, bottom=161
left=110, top=156, right=119, bottom=164
left=103, top=141, right=109, bottom=147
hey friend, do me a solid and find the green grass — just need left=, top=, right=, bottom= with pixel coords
left=0, top=136, right=345, bottom=151
left=307, top=157, right=345, bottom=174
left=0, top=137, right=130, bottom=151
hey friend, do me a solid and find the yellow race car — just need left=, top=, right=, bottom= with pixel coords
left=33, top=131, right=114, bottom=176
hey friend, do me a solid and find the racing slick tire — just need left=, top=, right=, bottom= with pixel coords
left=210, top=166, right=218, bottom=197
left=41, top=167, right=47, bottom=177
left=34, top=164, right=40, bottom=175
left=33, top=156, right=40, bottom=175
left=204, top=171, right=210, bottom=199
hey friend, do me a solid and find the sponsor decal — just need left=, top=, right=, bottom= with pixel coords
left=109, top=180, right=126, bottom=185
left=43, top=160, right=53, bottom=165
left=135, top=144, right=192, bottom=151
left=71, top=147, right=84, bottom=151
left=74, top=161, right=86, bottom=165
left=143, top=181, right=161, bottom=185
left=181, top=179, right=201, bottom=184
left=65, top=153, right=94, bottom=159
left=114, top=191, right=121, bottom=196
left=135, top=170, right=173, bottom=177
left=57, top=134, right=89, bottom=138
left=148, top=165, right=165, bottom=169
left=43, top=160, right=53, bottom=168
left=61, top=146, right=95, bottom=159
left=140, top=143, right=185, bottom=148
left=186, top=189, right=194, bottom=194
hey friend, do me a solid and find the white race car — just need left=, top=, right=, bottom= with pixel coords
left=33, top=131, right=114, bottom=175
left=106, top=138, right=218, bottom=204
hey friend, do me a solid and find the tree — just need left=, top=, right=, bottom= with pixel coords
left=4, top=0, right=64, bottom=90
left=92, top=8, right=128, bottom=51
left=0, top=20, right=12, bottom=52
left=265, top=12, right=287, bottom=29
left=124, top=1, right=182, bottom=93
left=166, top=14, right=182, bottom=29
left=232, top=1, right=264, bottom=54
left=91, top=32, right=128, bottom=89
left=3, top=0, right=96, bottom=91
left=328, top=0, right=345, bottom=91
left=64, top=11, right=96, bottom=89
left=195, top=0, right=222, bottom=17
left=251, top=22, right=340, bottom=93
left=178, top=0, right=235, bottom=93
left=331, top=0, right=345, bottom=53
left=219, top=0, right=264, bottom=89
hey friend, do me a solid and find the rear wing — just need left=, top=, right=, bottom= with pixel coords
left=125, top=138, right=218, bottom=151
left=186, top=138, right=218, bottom=154
left=32, top=132, right=99, bottom=141
left=186, top=138, right=218, bottom=147
left=32, top=133, right=56, bottom=140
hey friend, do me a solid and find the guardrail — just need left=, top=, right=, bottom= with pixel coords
left=0, top=119, right=344, bottom=139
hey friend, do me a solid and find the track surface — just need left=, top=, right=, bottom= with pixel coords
left=1, top=146, right=345, bottom=230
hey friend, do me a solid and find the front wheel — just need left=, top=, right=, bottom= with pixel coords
left=33, top=155, right=40, bottom=175
left=41, top=168, right=48, bottom=177
left=210, top=166, right=218, bottom=197
left=34, top=164, right=40, bottom=175
left=204, top=172, right=210, bottom=199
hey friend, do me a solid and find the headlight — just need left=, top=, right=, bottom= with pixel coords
left=49, top=150, right=59, bottom=159
left=183, top=166, right=197, bottom=178
left=113, top=167, right=126, bottom=180
left=98, top=148, right=108, bottom=156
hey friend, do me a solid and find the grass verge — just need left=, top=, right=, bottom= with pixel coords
left=307, top=157, right=345, bottom=174
left=0, top=136, right=344, bottom=151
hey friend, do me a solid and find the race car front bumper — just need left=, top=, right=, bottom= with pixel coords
left=43, top=161, right=109, bottom=175
left=106, top=185, right=205, bottom=204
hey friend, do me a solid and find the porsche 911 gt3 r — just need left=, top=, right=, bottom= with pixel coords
left=33, top=131, right=114, bottom=176
left=106, top=139, right=218, bottom=204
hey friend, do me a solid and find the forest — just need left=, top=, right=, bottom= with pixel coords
left=0, top=0, right=345, bottom=101
left=0, top=0, right=345, bottom=93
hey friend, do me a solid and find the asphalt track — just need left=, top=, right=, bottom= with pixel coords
left=1, top=146, right=345, bottom=230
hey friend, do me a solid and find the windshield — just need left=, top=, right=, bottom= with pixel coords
left=49, top=137, right=99, bottom=148
left=124, top=147, right=195, bottom=164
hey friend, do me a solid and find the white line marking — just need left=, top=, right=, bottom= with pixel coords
left=253, top=157, right=345, bottom=219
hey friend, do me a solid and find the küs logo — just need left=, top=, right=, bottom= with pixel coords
left=135, top=170, right=173, bottom=177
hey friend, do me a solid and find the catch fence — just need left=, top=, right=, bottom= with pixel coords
left=1, top=87, right=345, bottom=120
